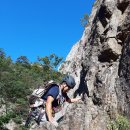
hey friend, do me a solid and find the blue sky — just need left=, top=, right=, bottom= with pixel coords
left=0, top=0, right=95, bottom=62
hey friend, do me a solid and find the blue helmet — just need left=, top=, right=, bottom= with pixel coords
left=62, top=75, right=76, bottom=89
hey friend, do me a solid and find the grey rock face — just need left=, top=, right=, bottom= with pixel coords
left=33, top=0, right=130, bottom=129
left=117, top=35, right=130, bottom=117
left=58, top=0, right=130, bottom=130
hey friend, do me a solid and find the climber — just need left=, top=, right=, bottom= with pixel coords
left=36, top=75, right=81, bottom=127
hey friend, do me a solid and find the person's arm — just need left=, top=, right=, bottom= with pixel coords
left=43, top=85, right=59, bottom=126
left=65, top=93, right=81, bottom=103
left=66, top=97, right=81, bottom=103
left=46, top=96, right=54, bottom=122
left=46, top=96, right=58, bottom=127
left=69, top=98, right=81, bottom=103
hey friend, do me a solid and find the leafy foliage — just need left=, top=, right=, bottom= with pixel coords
left=15, top=126, right=29, bottom=130
left=0, top=48, right=64, bottom=129
left=0, top=111, right=16, bottom=129
left=108, top=115, right=130, bottom=130
left=80, top=13, right=89, bottom=27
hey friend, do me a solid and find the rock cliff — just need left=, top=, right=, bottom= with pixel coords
left=34, top=0, right=130, bottom=129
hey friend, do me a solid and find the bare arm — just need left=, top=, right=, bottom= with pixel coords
left=46, top=96, right=54, bottom=122
left=66, top=97, right=81, bottom=103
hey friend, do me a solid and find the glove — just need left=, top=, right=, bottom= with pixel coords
left=50, top=119, right=58, bottom=127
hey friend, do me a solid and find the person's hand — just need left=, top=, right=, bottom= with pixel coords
left=50, top=119, right=58, bottom=127
left=75, top=97, right=82, bottom=102
left=70, top=97, right=82, bottom=103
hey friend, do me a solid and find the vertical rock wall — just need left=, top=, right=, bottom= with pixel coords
left=59, top=0, right=130, bottom=130
left=32, top=0, right=130, bottom=129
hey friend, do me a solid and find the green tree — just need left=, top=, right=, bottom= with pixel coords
left=80, top=13, right=89, bottom=27
left=38, top=54, right=63, bottom=81
left=16, top=56, right=31, bottom=69
left=0, top=49, right=64, bottom=129
left=108, top=115, right=130, bottom=130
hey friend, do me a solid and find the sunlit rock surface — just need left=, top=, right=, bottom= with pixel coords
left=30, top=0, right=130, bottom=129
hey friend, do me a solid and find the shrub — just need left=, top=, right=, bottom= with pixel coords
left=0, top=112, right=16, bottom=128
left=15, top=125, right=29, bottom=130
left=108, top=115, right=130, bottom=130
left=13, top=116, right=22, bottom=124
left=80, top=13, right=89, bottom=27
